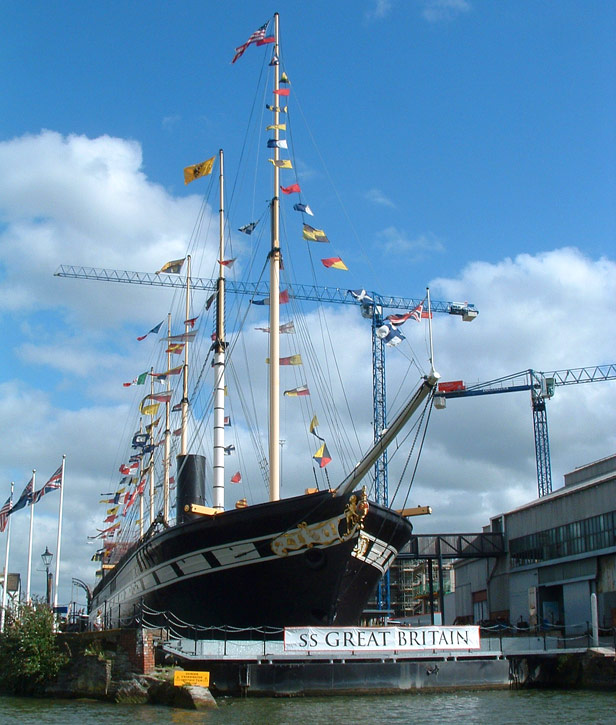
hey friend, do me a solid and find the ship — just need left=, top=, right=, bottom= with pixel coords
left=88, top=14, right=440, bottom=630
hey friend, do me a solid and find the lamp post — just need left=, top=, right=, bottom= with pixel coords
left=41, top=546, right=53, bottom=606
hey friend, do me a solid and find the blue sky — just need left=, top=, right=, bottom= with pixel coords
left=1, top=1, right=615, bottom=607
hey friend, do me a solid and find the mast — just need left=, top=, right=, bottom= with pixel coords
left=268, top=12, right=282, bottom=502
left=163, top=313, right=171, bottom=523
left=212, top=149, right=226, bottom=511
left=138, top=420, right=144, bottom=538
left=180, top=255, right=191, bottom=455
left=148, top=367, right=155, bottom=526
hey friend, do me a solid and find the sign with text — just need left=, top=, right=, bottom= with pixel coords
left=284, top=626, right=480, bottom=652
left=173, top=670, right=210, bottom=687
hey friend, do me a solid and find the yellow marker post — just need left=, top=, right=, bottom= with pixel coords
left=173, top=670, right=210, bottom=687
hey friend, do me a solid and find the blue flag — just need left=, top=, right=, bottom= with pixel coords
left=293, top=203, right=314, bottom=216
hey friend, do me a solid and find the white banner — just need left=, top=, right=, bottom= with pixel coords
left=284, top=626, right=480, bottom=652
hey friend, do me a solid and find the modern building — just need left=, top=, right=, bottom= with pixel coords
left=449, top=454, right=616, bottom=633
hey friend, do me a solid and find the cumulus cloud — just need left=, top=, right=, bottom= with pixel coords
left=0, top=130, right=212, bottom=323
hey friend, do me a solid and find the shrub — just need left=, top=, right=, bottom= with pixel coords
left=0, top=602, right=68, bottom=694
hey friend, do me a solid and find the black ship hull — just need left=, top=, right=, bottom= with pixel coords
left=91, top=488, right=412, bottom=629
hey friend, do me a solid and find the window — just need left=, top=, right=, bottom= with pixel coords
left=510, top=508, right=616, bottom=567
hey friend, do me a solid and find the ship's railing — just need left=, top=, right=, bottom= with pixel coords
left=91, top=602, right=616, bottom=655
left=478, top=622, right=616, bottom=653
left=140, top=603, right=283, bottom=645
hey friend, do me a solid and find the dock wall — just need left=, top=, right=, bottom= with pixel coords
left=208, top=658, right=510, bottom=696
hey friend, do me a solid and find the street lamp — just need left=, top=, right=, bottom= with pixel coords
left=41, top=546, right=53, bottom=605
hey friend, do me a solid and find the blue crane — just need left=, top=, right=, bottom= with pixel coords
left=435, top=365, right=616, bottom=498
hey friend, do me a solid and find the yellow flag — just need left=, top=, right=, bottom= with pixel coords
left=140, top=402, right=160, bottom=416
left=309, top=415, right=319, bottom=434
left=303, top=225, right=327, bottom=242
left=266, top=123, right=287, bottom=131
left=268, top=159, right=292, bottom=169
left=157, top=258, right=185, bottom=274
left=106, top=506, right=119, bottom=516
left=266, top=354, right=302, bottom=366
left=183, top=155, right=215, bottom=184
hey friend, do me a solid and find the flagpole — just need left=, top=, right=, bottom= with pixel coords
left=25, top=469, right=35, bottom=603
left=52, top=456, right=66, bottom=610
left=1, top=482, right=14, bottom=632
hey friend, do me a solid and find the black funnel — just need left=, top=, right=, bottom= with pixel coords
left=176, top=454, right=206, bottom=523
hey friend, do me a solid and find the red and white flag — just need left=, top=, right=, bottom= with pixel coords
left=232, top=22, right=269, bottom=63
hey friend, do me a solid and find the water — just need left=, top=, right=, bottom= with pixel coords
left=1, top=690, right=615, bottom=724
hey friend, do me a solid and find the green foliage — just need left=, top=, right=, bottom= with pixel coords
left=0, top=602, right=68, bottom=694
left=83, top=638, right=105, bottom=659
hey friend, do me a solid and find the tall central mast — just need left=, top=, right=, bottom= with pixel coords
left=268, top=12, right=281, bottom=502
left=212, top=149, right=226, bottom=511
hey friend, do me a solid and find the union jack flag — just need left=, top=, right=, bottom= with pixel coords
left=32, top=465, right=63, bottom=504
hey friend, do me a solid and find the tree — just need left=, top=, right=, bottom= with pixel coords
left=0, top=602, right=68, bottom=694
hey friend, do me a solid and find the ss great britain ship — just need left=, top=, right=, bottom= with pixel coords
left=86, top=14, right=442, bottom=630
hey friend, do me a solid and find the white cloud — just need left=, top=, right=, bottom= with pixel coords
left=421, top=0, right=471, bottom=23
left=365, top=187, right=396, bottom=208
left=378, top=226, right=445, bottom=259
left=0, top=130, right=215, bottom=324
left=162, top=114, right=181, bottom=130
left=366, top=0, right=393, bottom=21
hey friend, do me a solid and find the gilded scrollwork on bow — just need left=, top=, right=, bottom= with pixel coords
left=271, top=517, right=341, bottom=556
left=344, top=486, right=369, bottom=537
left=270, top=487, right=370, bottom=557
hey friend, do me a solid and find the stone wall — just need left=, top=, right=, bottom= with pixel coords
left=58, top=628, right=157, bottom=675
